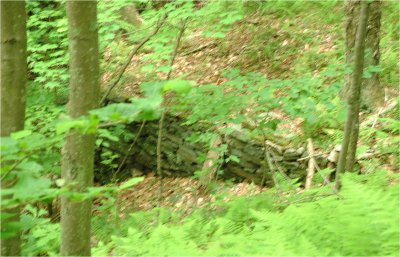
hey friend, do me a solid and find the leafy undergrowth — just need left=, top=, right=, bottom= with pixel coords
left=102, top=0, right=398, bottom=144
left=19, top=160, right=399, bottom=256
left=88, top=171, right=399, bottom=256
left=17, top=1, right=399, bottom=256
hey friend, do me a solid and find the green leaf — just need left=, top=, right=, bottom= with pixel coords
left=12, top=172, right=52, bottom=200
left=16, top=161, right=43, bottom=174
left=86, top=186, right=116, bottom=199
left=267, top=119, right=280, bottom=131
left=0, top=137, right=19, bottom=155
left=118, top=177, right=144, bottom=191
left=91, top=103, right=139, bottom=122
left=56, top=119, right=87, bottom=135
left=163, top=79, right=192, bottom=95
left=11, top=130, right=32, bottom=140
left=130, top=96, right=163, bottom=121
left=227, top=155, right=240, bottom=163
left=19, top=133, right=50, bottom=151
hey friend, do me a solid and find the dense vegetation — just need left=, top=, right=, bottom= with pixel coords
left=1, top=0, right=399, bottom=256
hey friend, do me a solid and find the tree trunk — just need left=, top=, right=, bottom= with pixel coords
left=344, top=0, right=382, bottom=110
left=336, top=0, right=369, bottom=191
left=0, top=1, right=27, bottom=256
left=61, top=1, right=99, bottom=256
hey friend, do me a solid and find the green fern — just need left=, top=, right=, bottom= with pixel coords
left=94, top=171, right=399, bottom=256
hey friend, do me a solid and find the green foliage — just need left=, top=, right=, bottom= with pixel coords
left=0, top=131, right=59, bottom=205
left=27, top=1, right=69, bottom=90
left=15, top=1, right=400, bottom=256
left=256, top=0, right=342, bottom=25
left=92, top=171, right=399, bottom=256
left=18, top=177, right=145, bottom=256
left=380, top=1, right=400, bottom=87
left=358, top=102, right=400, bottom=171
left=27, top=0, right=135, bottom=93
left=163, top=79, right=192, bottom=95
left=0, top=130, right=59, bottom=239
left=0, top=85, right=64, bottom=242
left=177, top=67, right=345, bottom=140
left=21, top=205, right=60, bottom=256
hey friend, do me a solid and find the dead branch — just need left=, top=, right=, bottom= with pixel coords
left=157, top=18, right=189, bottom=210
left=305, top=138, right=315, bottom=190
left=113, top=121, right=146, bottom=180
left=99, top=15, right=167, bottom=105
left=297, top=152, right=326, bottom=162
left=199, top=135, right=223, bottom=188
left=182, top=42, right=217, bottom=56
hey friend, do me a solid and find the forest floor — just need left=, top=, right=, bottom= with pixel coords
left=99, top=5, right=398, bottom=215
left=101, top=11, right=337, bottom=140
left=118, top=176, right=266, bottom=215
left=100, top=14, right=310, bottom=214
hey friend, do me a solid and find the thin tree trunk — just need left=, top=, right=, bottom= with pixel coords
left=345, top=108, right=360, bottom=172
left=0, top=1, right=27, bottom=256
left=344, top=0, right=382, bottom=110
left=61, top=1, right=99, bottom=256
left=305, top=138, right=316, bottom=190
left=336, top=0, right=369, bottom=191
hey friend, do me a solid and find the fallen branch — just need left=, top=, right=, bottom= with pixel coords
left=182, top=42, right=217, bottom=56
left=261, top=128, right=281, bottom=190
left=99, top=15, right=167, bottom=105
left=1, top=156, right=29, bottom=182
left=297, top=152, right=326, bottom=162
left=113, top=121, right=146, bottom=180
left=265, top=140, right=284, bottom=155
left=229, top=166, right=262, bottom=185
left=362, top=99, right=398, bottom=128
left=97, top=120, right=126, bottom=129
left=200, top=135, right=223, bottom=188
left=305, top=138, right=315, bottom=190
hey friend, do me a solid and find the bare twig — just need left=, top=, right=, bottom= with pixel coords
left=199, top=135, right=223, bottom=188
left=99, top=15, right=167, bottom=105
left=297, top=152, right=326, bottom=162
left=305, top=138, right=315, bottom=190
left=120, top=23, right=157, bottom=37
left=157, top=18, right=189, bottom=211
left=1, top=156, right=29, bottom=182
left=260, top=128, right=281, bottom=191
left=182, top=42, right=217, bottom=56
left=112, top=121, right=146, bottom=180
left=314, top=159, right=332, bottom=186
left=361, top=99, right=398, bottom=128
left=97, top=120, right=126, bottom=129
left=1, top=139, right=60, bottom=182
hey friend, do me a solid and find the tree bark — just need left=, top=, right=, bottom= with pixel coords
left=344, top=0, right=382, bottom=110
left=0, top=1, right=27, bottom=256
left=61, top=1, right=99, bottom=256
left=336, top=0, right=369, bottom=191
